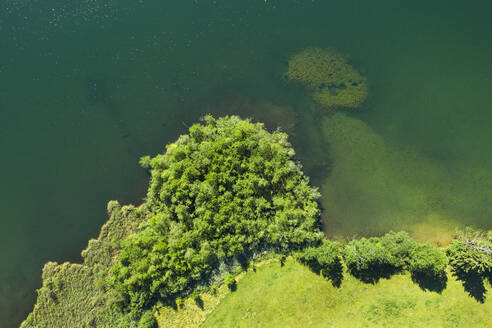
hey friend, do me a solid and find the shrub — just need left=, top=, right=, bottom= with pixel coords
left=379, top=231, right=417, bottom=270
left=446, top=234, right=492, bottom=302
left=137, top=310, right=157, bottom=328
left=191, top=290, right=203, bottom=309
left=280, top=254, right=287, bottom=267
left=296, top=239, right=343, bottom=287
left=175, top=297, right=183, bottom=310
left=409, top=244, right=448, bottom=292
left=224, top=273, right=237, bottom=291
left=342, top=237, right=397, bottom=283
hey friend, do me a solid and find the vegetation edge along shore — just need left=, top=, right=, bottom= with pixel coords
left=21, top=116, right=492, bottom=328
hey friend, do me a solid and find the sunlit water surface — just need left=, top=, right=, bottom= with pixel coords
left=1, top=1, right=491, bottom=326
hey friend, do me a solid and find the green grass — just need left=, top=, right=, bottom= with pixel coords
left=201, top=258, right=492, bottom=328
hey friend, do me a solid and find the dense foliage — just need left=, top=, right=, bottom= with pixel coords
left=224, top=274, right=237, bottom=291
left=409, top=244, right=448, bottom=292
left=110, top=115, right=322, bottom=315
left=22, top=115, right=491, bottom=327
left=295, top=239, right=343, bottom=286
left=341, top=231, right=448, bottom=290
left=379, top=231, right=416, bottom=270
left=342, top=236, right=397, bottom=283
left=137, top=310, right=158, bottom=328
left=446, top=228, right=492, bottom=302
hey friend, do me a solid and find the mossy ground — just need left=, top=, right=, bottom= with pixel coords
left=200, top=258, right=492, bottom=328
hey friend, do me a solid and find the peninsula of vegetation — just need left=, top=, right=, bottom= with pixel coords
left=21, top=115, right=492, bottom=328
left=21, top=48, right=492, bottom=328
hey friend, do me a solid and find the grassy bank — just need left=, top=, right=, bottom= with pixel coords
left=200, top=258, right=491, bottom=328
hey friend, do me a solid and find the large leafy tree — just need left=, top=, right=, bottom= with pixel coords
left=110, top=115, right=322, bottom=315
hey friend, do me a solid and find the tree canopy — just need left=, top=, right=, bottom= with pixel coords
left=341, top=231, right=448, bottom=290
left=446, top=228, right=492, bottom=302
left=295, top=239, right=343, bottom=287
left=109, top=115, right=322, bottom=315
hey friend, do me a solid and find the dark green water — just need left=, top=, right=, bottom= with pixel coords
left=1, top=1, right=491, bottom=326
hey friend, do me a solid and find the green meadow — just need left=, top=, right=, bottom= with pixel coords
left=187, top=258, right=492, bottom=328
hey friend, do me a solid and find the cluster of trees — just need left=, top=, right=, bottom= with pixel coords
left=23, top=114, right=491, bottom=327
left=109, top=116, right=323, bottom=317
left=296, top=231, right=448, bottom=292
left=296, top=229, right=492, bottom=299
left=108, top=115, right=491, bottom=320
left=107, top=115, right=491, bottom=321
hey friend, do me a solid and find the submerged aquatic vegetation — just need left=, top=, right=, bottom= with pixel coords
left=317, top=112, right=492, bottom=236
left=285, top=47, right=368, bottom=109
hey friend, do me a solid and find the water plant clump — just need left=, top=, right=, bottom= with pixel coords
left=20, top=202, right=149, bottom=328
left=285, top=47, right=368, bottom=109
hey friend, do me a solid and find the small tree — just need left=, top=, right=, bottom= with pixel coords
left=224, top=273, right=237, bottom=291
left=409, top=244, right=448, bottom=292
left=110, top=115, right=322, bottom=315
left=296, top=239, right=343, bottom=287
left=342, top=237, right=397, bottom=283
left=379, top=231, right=417, bottom=270
left=447, top=237, right=492, bottom=302
left=175, top=297, right=183, bottom=310
left=137, top=310, right=157, bottom=328
left=190, top=290, right=203, bottom=309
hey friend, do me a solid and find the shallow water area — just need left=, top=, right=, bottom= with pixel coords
left=1, top=1, right=492, bottom=326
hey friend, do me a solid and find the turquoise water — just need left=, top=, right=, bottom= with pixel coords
left=1, top=1, right=492, bottom=326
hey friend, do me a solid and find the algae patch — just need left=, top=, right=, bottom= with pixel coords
left=285, top=48, right=368, bottom=110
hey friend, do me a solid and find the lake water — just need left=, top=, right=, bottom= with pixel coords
left=1, top=0, right=491, bottom=326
